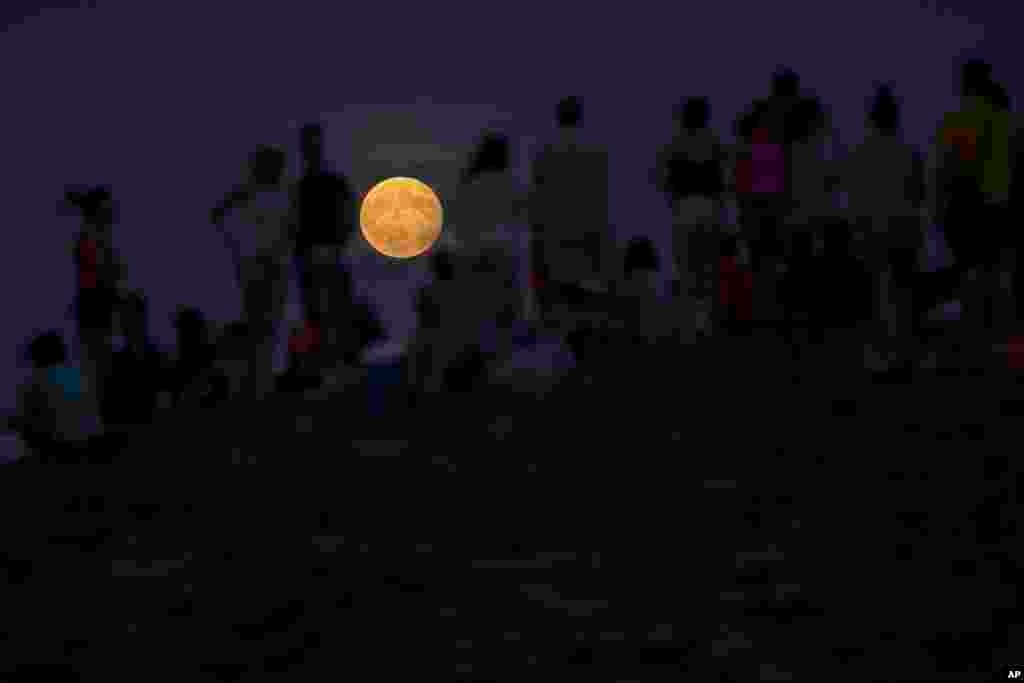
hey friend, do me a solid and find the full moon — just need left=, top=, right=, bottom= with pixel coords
left=359, top=176, right=444, bottom=259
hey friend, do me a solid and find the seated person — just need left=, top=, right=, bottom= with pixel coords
left=311, top=263, right=385, bottom=371
left=169, top=307, right=227, bottom=408
left=9, top=331, right=102, bottom=461
left=101, top=290, right=169, bottom=427
left=616, top=237, right=676, bottom=344
left=411, top=248, right=476, bottom=394
left=212, top=321, right=252, bottom=402
left=620, top=236, right=662, bottom=298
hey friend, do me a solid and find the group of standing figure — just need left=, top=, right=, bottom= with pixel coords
left=652, top=61, right=1023, bottom=373
left=9, top=58, right=1024, bottom=458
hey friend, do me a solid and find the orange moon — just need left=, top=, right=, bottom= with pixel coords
left=359, top=176, right=444, bottom=259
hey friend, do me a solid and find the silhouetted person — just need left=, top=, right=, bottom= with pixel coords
left=9, top=330, right=101, bottom=461
left=453, top=131, right=530, bottom=360
left=168, top=306, right=218, bottom=407
left=293, top=122, right=359, bottom=352
left=782, top=93, right=835, bottom=361
left=101, top=290, right=168, bottom=427
left=981, top=79, right=1016, bottom=328
left=616, top=236, right=675, bottom=348
left=655, top=96, right=726, bottom=338
left=927, top=59, right=1009, bottom=342
left=843, top=84, right=926, bottom=372
left=66, top=185, right=125, bottom=413
left=621, top=236, right=661, bottom=296
left=212, top=145, right=294, bottom=399
left=410, top=246, right=460, bottom=396
left=1007, top=84, right=1024, bottom=322
left=733, top=68, right=806, bottom=325
left=531, top=97, right=612, bottom=312
left=314, top=263, right=384, bottom=371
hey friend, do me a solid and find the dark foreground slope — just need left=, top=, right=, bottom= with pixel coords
left=2, top=327, right=1019, bottom=682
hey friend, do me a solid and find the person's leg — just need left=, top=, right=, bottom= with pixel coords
left=986, top=203, right=1012, bottom=332
left=79, top=328, right=112, bottom=415
left=942, top=197, right=989, bottom=369
left=785, top=224, right=816, bottom=363
left=692, top=220, right=718, bottom=334
left=240, top=259, right=275, bottom=399
left=672, top=202, right=696, bottom=342
left=294, top=246, right=317, bottom=328
left=757, top=211, right=783, bottom=326
left=1013, top=219, right=1024, bottom=324
left=862, top=220, right=891, bottom=369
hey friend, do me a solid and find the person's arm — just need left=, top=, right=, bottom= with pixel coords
left=211, top=186, right=251, bottom=224
left=286, top=183, right=302, bottom=243
left=908, top=148, right=926, bottom=210
left=924, top=134, right=946, bottom=225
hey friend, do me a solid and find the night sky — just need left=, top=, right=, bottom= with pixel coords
left=0, top=0, right=1010, bottom=414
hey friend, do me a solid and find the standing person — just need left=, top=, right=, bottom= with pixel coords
left=211, top=145, right=295, bottom=400
left=733, top=68, right=805, bottom=327
left=66, top=185, right=125, bottom=413
left=982, top=80, right=1017, bottom=329
left=926, top=59, right=1010, bottom=351
left=843, top=85, right=926, bottom=373
left=1007, top=85, right=1024, bottom=324
left=654, top=96, right=726, bottom=338
left=292, top=122, right=359, bottom=360
left=784, top=94, right=836, bottom=362
left=453, top=131, right=531, bottom=356
left=531, top=96, right=612, bottom=316
left=417, top=132, right=527, bottom=395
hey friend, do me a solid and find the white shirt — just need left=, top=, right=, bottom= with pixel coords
left=532, top=128, right=610, bottom=236
left=844, top=132, right=920, bottom=223
left=227, top=187, right=294, bottom=265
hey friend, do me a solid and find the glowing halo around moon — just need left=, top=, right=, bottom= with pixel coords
left=359, top=176, right=444, bottom=259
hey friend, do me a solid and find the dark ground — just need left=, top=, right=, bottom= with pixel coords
left=1, top=322, right=1020, bottom=682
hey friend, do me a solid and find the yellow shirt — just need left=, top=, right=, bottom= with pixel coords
left=938, top=99, right=1010, bottom=202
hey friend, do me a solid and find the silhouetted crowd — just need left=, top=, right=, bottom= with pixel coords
left=7, top=59, right=1024, bottom=461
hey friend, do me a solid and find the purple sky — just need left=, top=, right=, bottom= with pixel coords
left=0, top=0, right=1004, bottom=412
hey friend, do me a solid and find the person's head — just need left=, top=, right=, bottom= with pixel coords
left=462, top=131, right=510, bottom=183
left=173, top=306, right=209, bottom=347
left=960, top=59, right=992, bottom=100
left=300, top=122, right=324, bottom=169
left=676, top=97, right=710, bottom=131
left=772, top=68, right=800, bottom=98
left=556, top=96, right=583, bottom=128
left=26, top=330, right=67, bottom=369
left=65, top=185, right=117, bottom=228
left=247, top=145, right=286, bottom=187
left=623, top=236, right=659, bottom=278
left=868, top=84, right=900, bottom=135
